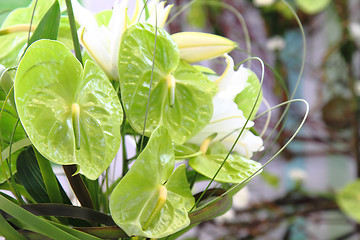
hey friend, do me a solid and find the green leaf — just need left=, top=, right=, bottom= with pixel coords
left=119, top=23, right=216, bottom=144
left=0, top=194, right=101, bottom=240
left=34, top=148, right=63, bottom=204
left=295, top=0, right=331, bottom=14
left=16, top=147, right=50, bottom=203
left=0, top=213, right=27, bottom=240
left=0, top=0, right=31, bottom=10
left=174, top=143, right=201, bottom=160
left=0, top=99, right=27, bottom=184
left=189, top=142, right=262, bottom=183
left=0, top=102, right=26, bottom=144
left=16, top=147, right=72, bottom=206
left=261, top=170, right=280, bottom=188
left=234, top=69, right=262, bottom=119
left=28, top=0, right=60, bottom=46
left=337, top=179, right=360, bottom=222
left=95, top=10, right=112, bottom=26
left=0, top=0, right=55, bottom=68
left=14, top=39, right=123, bottom=180
left=110, top=126, right=195, bottom=238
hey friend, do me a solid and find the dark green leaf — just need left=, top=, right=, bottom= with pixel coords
left=16, top=147, right=50, bottom=203
left=0, top=194, right=88, bottom=240
left=28, top=0, right=60, bottom=46
left=0, top=213, right=27, bottom=240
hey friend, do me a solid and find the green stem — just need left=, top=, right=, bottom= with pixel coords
left=189, top=172, right=198, bottom=190
left=63, top=165, right=94, bottom=209
left=8, top=119, right=25, bottom=204
left=121, top=121, right=128, bottom=177
left=65, top=0, right=83, bottom=65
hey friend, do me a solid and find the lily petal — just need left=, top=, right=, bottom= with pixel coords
left=79, top=27, right=115, bottom=80
left=172, top=32, right=237, bottom=62
left=71, top=0, right=99, bottom=31
left=216, top=54, right=248, bottom=101
left=147, top=2, right=173, bottom=28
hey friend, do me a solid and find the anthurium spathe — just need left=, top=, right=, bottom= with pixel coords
left=172, top=32, right=237, bottom=63
left=110, top=126, right=195, bottom=238
left=189, top=54, right=263, bottom=159
left=71, top=0, right=173, bottom=81
left=14, top=39, right=123, bottom=180
left=118, top=23, right=217, bottom=145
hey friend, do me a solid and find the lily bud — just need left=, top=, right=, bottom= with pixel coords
left=172, top=32, right=237, bottom=63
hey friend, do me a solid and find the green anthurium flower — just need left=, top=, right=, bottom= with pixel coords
left=71, top=0, right=173, bottom=81
left=118, top=23, right=217, bottom=145
left=189, top=141, right=262, bottom=183
left=0, top=0, right=71, bottom=68
left=14, top=39, right=123, bottom=180
left=110, top=126, right=195, bottom=238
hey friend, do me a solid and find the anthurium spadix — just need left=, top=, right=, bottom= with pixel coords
left=71, top=0, right=172, bottom=80
left=14, top=39, right=123, bottom=180
left=118, top=23, right=217, bottom=144
left=172, top=32, right=237, bottom=63
left=110, top=126, right=195, bottom=238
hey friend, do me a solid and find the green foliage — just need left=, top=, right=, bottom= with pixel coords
left=337, top=179, right=360, bottom=222
left=118, top=23, right=217, bottom=144
left=14, top=39, right=123, bottom=180
left=110, top=126, right=195, bottom=238
left=189, top=142, right=262, bottom=183
left=295, top=0, right=331, bottom=14
left=0, top=194, right=101, bottom=240
left=28, top=0, right=60, bottom=46
left=234, top=69, right=262, bottom=119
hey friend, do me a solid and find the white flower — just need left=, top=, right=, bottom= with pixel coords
left=349, top=22, right=360, bottom=43
left=189, top=54, right=263, bottom=158
left=266, top=35, right=286, bottom=51
left=254, top=0, right=276, bottom=7
left=232, top=186, right=250, bottom=210
left=214, top=187, right=250, bottom=223
left=289, top=168, right=306, bottom=182
left=71, top=0, right=172, bottom=80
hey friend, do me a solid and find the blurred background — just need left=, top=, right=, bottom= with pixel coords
left=1, top=0, right=360, bottom=239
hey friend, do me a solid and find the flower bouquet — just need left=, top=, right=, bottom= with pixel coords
left=0, top=0, right=305, bottom=239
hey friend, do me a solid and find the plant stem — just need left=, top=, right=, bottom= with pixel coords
left=65, top=0, right=83, bottom=65
left=121, top=121, right=128, bottom=176
left=63, top=165, right=94, bottom=209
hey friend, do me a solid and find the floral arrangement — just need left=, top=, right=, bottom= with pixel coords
left=0, top=0, right=304, bottom=239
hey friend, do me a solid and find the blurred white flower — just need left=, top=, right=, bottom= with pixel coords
left=189, top=54, right=263, bottom=158
left=71, top=0, right=172, bottom=80
left=214, top=208, right=236, bottom=223
left=232, top=186, right=250, bottom=209
left=214, top=187, right=250, bottom=223
left=266, top=35, right=286, bottom=51
left=355, top=80, right=360, bottom=96
left=349, top=22, right=360, bottom=43
left=289, top=168, right=307, bottom=182
left=254, top=0, right=276, bottom=7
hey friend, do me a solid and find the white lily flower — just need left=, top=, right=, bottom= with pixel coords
left=189, top=54, right=263, bottom=158
left=71, top=0, right=173, bottom=80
